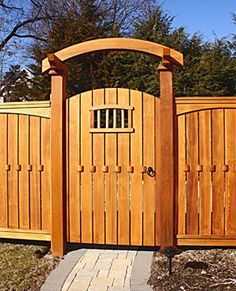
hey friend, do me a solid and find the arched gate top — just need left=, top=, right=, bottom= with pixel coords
left=42, top=38, right=183, bottom=73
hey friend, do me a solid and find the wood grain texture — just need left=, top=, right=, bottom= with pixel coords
left=68, top=96, right=80, bottom=242
left=91, top=104, right=133, bottom=110
left=225, top=109, right=236, bottom=235
left=177, top=115, right=186, bottom=235
left=177, top=238, right=236, bottom=246
left=130, top=90, right=143, bottom=245
left=19, top=115, right=29, bottom=229
left=8, top=114, right=18, bottom=228
left=143, top=93, right=155, bottom=245
left=41, top=118, right=51, bottom=232
left=104, top=89, right=117, bottom=244
left=176, top=96, right=236, bottom=115
left=93, top=89, right=105, bottom=244
left=29, top=117, right=40, bottom=230
left=117, top=89, right=130, bottom=245
left=0, top=115, right=7, bottom=228
left=50, top=71, right=67, bottom=256
left=0, top=101, right=51, bottom=118
left=186, top=112, right=199, bottom=234
left=199, top=111, right=211, bottom=235
left=158, top=65, right=175, bottom=246
left=42, top=38, right=184, bottom=72
left=0, top=229, right=51, bottom=241
left=211, top=110, right=225, bottom=235
left=80, top=91, right=93, bottom=243
left=155, top=97, right=161, bottom=245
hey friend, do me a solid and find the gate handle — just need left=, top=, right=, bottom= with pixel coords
left=147, top=167, right=156, bottom=177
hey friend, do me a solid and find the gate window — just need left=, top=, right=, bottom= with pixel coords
left=90, top=105, right=134, bottom=133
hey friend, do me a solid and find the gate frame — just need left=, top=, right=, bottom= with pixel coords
left=42, top=38, right=184, bottom=256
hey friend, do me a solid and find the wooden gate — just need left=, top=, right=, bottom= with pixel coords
left=66, top=88, right=160, bottom=246
left=42, top=38, right=183, bottom=255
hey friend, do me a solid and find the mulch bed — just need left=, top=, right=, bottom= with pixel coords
left=148, top=248, right=236, bottom=291
left=0, top=242, right=60, bottom=291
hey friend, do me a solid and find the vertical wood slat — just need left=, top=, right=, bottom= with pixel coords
left=41, top=118, right=51, bottom=232
left=117, top=88, right=130, bottom=245
left=130, top=90, right=143, bottom=245
left=212, top=110, right=225, bottom=235
left=105, top=89, right=117, bottom=244
left=199, top=111, right=211, bottom=234
left=155, top=97, right=161, bottom=245
left=143, top=93, right=155, bottom=246
left=68, top=96, right=80, bottom=242
left=225, top=110, right=236, bottom=235
left=81, top=91, right=93, bottom=243
left=19, top=115, right=29, bottom=229
left=29, top=117, right=40, bottom=230
left=177, top=115, right=186, bottom=235
left=0, top=115, right=7, bottom=228
left=93, top=89, right=105, bottom=244
left=186, top=113, right=199, bottom=234
left=38, top=118, right=42, bottom=230
left=66, top=98, right=70, bottom=240
left=8, top=114, right=18, bottom=228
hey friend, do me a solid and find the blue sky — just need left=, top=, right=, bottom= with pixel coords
left=161, top=0, right=236, bottom=41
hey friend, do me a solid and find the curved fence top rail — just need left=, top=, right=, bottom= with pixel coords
left=176, top=96, right=236, bottom=115
left=42, top=38, right=183, bottom=73
left=0, top=101, right=51, bottom=118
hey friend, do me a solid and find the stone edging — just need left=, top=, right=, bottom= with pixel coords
left=131, top=251, right=154, bottom=291
left=41, top=249, right=86, bottom=291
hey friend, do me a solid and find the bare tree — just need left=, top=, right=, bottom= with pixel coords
left=0, top=0, right=47, bottom=51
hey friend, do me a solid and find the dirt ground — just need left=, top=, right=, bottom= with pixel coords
left=0, top=242, right=60, bottom=291
left=148, top=248, right=236, bottom=291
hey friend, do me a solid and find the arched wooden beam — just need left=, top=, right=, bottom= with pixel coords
left=42, top=38, right=183, bottom=73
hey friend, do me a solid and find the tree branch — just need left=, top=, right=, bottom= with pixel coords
left=0, top=0, right=22, bottom=10
left=0, top=16, right=45, bottom=50
left=28, top=0, right=42, bottom=8
left=14, top=33, right=47, bottom=42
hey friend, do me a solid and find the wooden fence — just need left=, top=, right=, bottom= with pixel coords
left=177, top=97, right=236, bottom=246
left=0, top=101, right=51, bottom=241
left=0, top=96, right=235, bottom=249
left=0, top=38, right=235, bottom=255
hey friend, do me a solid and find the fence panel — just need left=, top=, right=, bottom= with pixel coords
left=177, top=97, right=236, bottom=246
left=0, top=102, right=51, bottom=241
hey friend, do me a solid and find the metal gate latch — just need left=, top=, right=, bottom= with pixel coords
left=147, top=167, right=156, bottom=177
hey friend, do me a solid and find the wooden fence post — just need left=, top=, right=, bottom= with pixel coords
left=158, top=60, right=176, bottom=247
left=47, top=54, right=67, bottom=256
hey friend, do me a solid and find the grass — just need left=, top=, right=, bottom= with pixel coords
left=0, top=241, right=60, bottom=291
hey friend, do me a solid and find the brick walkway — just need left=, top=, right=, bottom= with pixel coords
left=62, top=249, right=135, bottom=291
left=41, top=249, right=153, bottom=291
